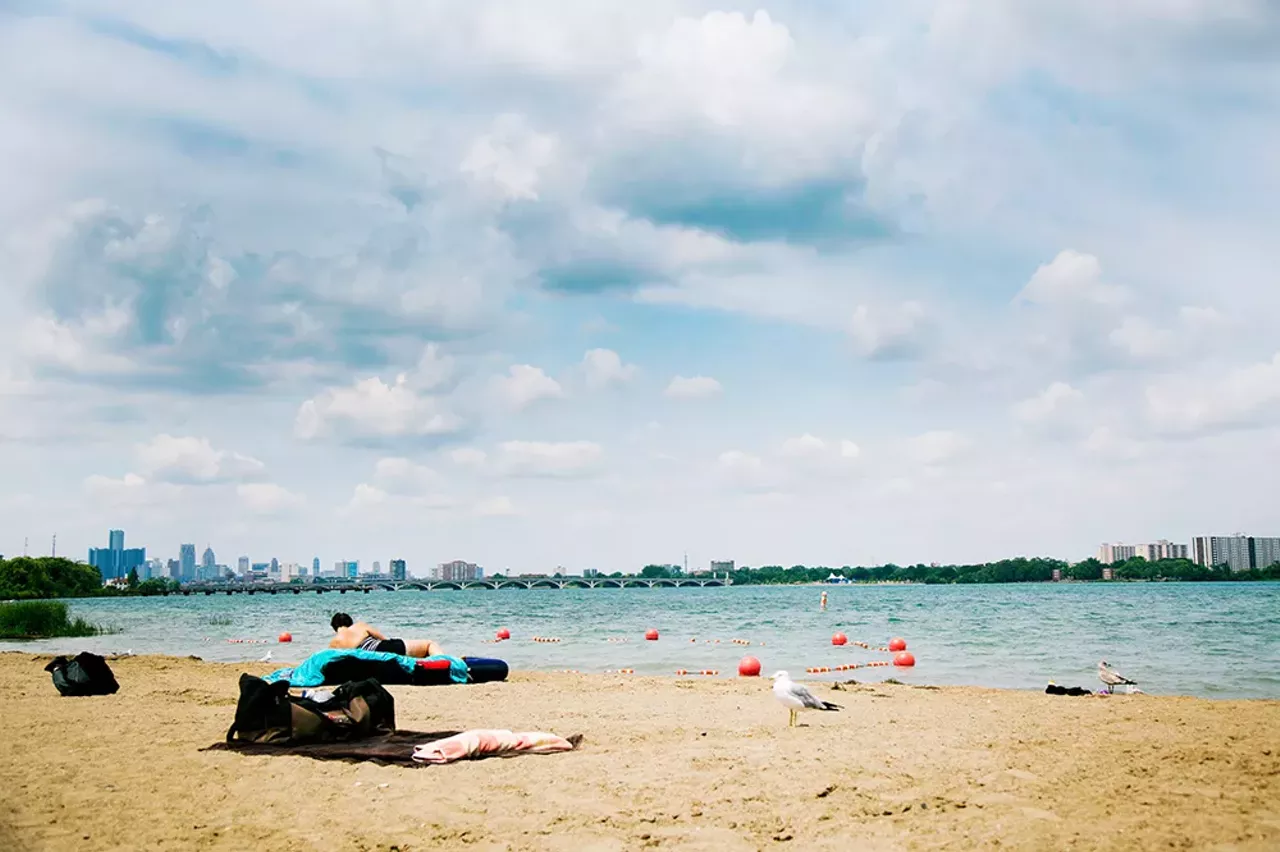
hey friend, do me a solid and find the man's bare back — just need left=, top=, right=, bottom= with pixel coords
left=328, top=613, right=443, bottom=658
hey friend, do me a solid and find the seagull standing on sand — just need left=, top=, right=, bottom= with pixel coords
left=1098, top=659, right=1137, bottom=694
left=771, top=671, right=842, bottom=727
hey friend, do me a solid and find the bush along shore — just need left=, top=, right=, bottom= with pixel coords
left=0, top=600, right=112, bottom=640
left=0, top=557, right=176, bottom=600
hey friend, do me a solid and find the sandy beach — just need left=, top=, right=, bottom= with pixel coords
left=2, top=653, right=1277, bottom=851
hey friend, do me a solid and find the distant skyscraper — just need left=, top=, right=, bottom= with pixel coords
left=390, top=559, right=407, bottom=581
left=313, top=557, right=321, bottom=576
left=179, top=544, right=196, bottom=582
left=167, top=558, right=180, bottom=580
left=435, top=560, right=480, bottom=582
left=372, top=560, right=381, bottom=576
left=201, top=546, right=216, bottom=573
left=270, top=557, right=279, bottom=574
left=89, top=529, right=144, bottom=581
left=346, top=560, right=358, bottom=579
left=238, top=556, right=250, bottom=575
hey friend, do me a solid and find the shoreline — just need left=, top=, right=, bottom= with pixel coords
left=4, top=653, right=1277, bottom=850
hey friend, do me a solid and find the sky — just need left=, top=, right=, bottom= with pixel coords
left=2, top=1, right=1279, bottom=574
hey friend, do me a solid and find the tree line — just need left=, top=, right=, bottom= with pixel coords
left=642, top=557, right=1280, bottom=585
left=0, top=557, right=178, bottom=600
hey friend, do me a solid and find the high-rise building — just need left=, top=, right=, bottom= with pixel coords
left=1193, top=535, right=1280, bottom=571
left=167, top=558, right=180, bottom=580
left=270, top=557, right=279, bottom=574
left=199, top=546, right=217, bottom=581
left=435, top=560, right=481, bottom=582
left=390, top=559, right=407, bottom=581
left=313, top=557, right=321, bottom=576
left=1133, top=541, right=1189, bottom=562
left=1097, top=543, right=1137, bottom=565
left=238, top=556, right=250, bottom=575
left=372, top=560, right=381, bottom=576
left=179, top=544, right=196, bottom=582
left=88, top=529, right=145, bottom=581
left=346, top=560, right=359, bottom=579
left=333, top=560, right=345, bottom=578
left=710, top=560, right=735, bottom=573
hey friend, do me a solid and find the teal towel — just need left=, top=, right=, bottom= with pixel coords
left=263, top=648, right=469, bottom=686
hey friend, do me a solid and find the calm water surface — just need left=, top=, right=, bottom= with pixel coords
left=5, top=583, right=1277, bottom=699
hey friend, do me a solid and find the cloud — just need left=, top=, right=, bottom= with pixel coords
left=493, top=364, right=564, bottom=410
left=495, top=440, right=604, bottom=478
left=581, top=348, right=637, bottom=390
left=664, top=375, right=722, bottom=399
left=906, top=430, right=969, bottom=466
left=1012, top=382, right=1086, bottom=425
left=1016, top=250, right=1125, bottom=309
left=460, top=114, right=558, bottom=202
left=473, top=495, right=518, bottom=517
left=135, top=434, right=265, bottom=484
left=295, top=374, right=463, bottom=443
left=1146, top=353, right=1280, bottom=435
left=83, top=472, right=180, bottom=507
left=716, top=450, right=775, bottom=491
left=848, top=301, right=929, bottom=360
left=449, top=447, right=489, bottom=467
left=370, top=457, right=440, bottom=494
left=236, top=482, right=303, bottom=515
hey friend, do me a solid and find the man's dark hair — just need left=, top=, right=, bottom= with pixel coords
left=331, top=612, right=353, bottom=632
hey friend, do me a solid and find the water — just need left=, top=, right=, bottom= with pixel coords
left=5, top=583, right=1278, bottom=699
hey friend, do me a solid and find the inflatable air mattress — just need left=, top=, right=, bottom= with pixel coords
left=265, top=648, right=507, bottom=687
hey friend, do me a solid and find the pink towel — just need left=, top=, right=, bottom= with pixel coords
left=411, top=729, right=575, bottom=764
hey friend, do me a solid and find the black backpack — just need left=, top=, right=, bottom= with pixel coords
left=226, top=674, right=396, bottom=745
left=44, top=652, right=120, bottom=697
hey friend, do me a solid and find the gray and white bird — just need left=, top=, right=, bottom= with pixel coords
left=771, top=671, right=842, bottom=727
left=1098, top=659, right=1137, bottom=694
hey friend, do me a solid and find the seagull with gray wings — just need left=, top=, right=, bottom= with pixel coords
left=1098, top=659, right=1138, bottom=694
left=772, top=671, right=842, bottom=727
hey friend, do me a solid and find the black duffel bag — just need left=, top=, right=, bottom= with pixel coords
left=44, top=652, right=120, bottom=697
left=226, top=674, right=396, bottom=745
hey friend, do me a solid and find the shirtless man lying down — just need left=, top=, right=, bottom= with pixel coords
left=328, top=612, right=444, bottom=658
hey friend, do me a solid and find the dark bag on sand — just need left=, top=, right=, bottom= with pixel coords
left=227, top=674, right=396, bottom=745
left=44, top=652, right=120, bottom=697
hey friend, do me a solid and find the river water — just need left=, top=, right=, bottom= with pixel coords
left=5, top=582, right=1277, bottom=698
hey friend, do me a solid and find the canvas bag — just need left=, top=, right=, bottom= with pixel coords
left=226, top=674, right=396, bottom=745
left=44, top=652, right=120, bottom=697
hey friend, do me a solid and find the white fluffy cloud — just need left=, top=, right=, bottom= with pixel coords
left=848, top=302, right=929, bottom=360
left=664, top=375, right=722, bottom=399
left=581, top=348, right=637, bottom=390
left=135, top=434, right=265, bottom=484
left=1146, top=353, right=1280, bottom=435
left=907, top=430, right=969, bottom=466
left=236, top=483, right=303, bottom=515
left=495, top=441, right=604, bottom=478
left=493, top=365, right=565, bottom=411
left=295, top=374, right=462, bottom=442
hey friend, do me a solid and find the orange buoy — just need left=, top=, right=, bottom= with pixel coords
left=738, top=656, right=762, bottom=677
left=893, top=651, right=916, bottom=667
left=832, top=632, right=848, bottom=646
left=278, top=632, right=293, bottom=643
left=496, top=628, right=511, bottom=641
left=645, top=628, right=659, bottom=641
left=888, top=637, right=907, bottom=652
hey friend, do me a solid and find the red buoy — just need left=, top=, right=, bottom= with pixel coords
left=645, top=628, right=659, bottom=641
left=888, top=637, right=907, bottom=652
left=278, top=632, right=292, bottom=643
left=893, top=651, right=915, bottom=667
left=496, top=628, right=511, bottom=641
left=831, top=632, right=848, bottom=646
left=738, top=656, right=762, bottom=677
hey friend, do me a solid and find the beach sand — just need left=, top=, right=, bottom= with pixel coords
left=2, top=653, right=1277, bottom=851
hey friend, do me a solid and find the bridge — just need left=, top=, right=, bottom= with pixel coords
left=171, top=577, right=729, bottom=595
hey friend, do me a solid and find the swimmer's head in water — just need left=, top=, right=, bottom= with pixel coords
left=330, top=612, right=353, bottom=632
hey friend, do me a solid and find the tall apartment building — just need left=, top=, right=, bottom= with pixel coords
left=435, top=560, right=482, bottom=581
left=237, top=556, right=250, bottom=575
left=710, top=560, right=735, bottom=573
left=1134, top=540, right=1189, bottom=561
left=390, top=559, right=407, bottom=581
left=1097, top=543, right=1136, bottom=565
left=1192, top=535, right=1280, bottom=571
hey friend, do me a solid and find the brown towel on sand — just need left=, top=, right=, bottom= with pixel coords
left=202, top=731, right=584, bottom=766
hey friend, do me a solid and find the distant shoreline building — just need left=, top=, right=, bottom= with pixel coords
left=1192, top=535, right=1280, bottom=572
left=710, top=560, right=735, bottom=574
left=435, top=560, right=482, bottom=582
left=390, top=559, right=407, bottom=581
